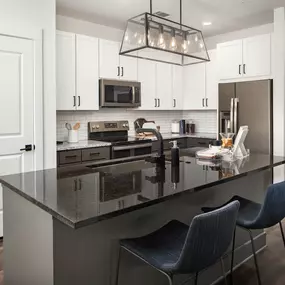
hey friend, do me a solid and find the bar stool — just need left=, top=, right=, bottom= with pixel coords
left=202, top=181, right=285, bottom=285
left=115, top=201, right=240, bottom=285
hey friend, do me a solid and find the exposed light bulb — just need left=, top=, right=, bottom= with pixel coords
left=147, top=31, right=155, bottom=47
left=157, top=25, right=165, bottom=49
left=199, top=42, right=204, bottom=49
left=170, top=29, right=177, bottom=51
left=195, top=35, right=198, bottom=42
left=182, top=40, right=188, bottom=53
left=182, top=33, right=189, bottom=53
left=134, top=32, right=138, bottom=38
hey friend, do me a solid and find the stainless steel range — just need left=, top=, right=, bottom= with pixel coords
left=88, top=120, right=152, bottom=159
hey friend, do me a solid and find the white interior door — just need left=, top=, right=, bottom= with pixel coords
left=0, top=35, right=36, bottom=237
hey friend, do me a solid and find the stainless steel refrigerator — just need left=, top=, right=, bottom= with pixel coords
left=218, top=80, right=273, bottom=155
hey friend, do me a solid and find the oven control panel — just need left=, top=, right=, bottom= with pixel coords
left=88, top=121, right=129, bottom=133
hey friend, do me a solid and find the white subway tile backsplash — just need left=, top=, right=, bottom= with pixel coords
left=57, top=109, right=217, bottom=141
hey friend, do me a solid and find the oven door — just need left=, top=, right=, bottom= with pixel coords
left=100, top=79, right=141, bottom=108
left=112, top=143, right=152, bottom=159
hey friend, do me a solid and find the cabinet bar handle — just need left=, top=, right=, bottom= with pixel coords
left=239, top=64, right=241, bottom=75
left=202, top=98, right=205, bottom=107
left=158, top=98, right=160, bottom=107
left=154, top=98, right=157, bottom=107
left=206, top=98, right=208, bottom=107
left=90, top=152, right=100, bottom=156
left=66, top=155, right=77, bottom=159
left=243, top=64, right=246, bottom=74
left=78, top=96, right=81, bottom=107
left=121, top=67, right=124, bottom=77
left=117, top=66, right=120, bottom=76
left=173, top=99, right=176, bottom=108
left=73, top=96, right=76, bottom=107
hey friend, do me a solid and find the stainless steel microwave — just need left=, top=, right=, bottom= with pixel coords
left=99, top=79, right=141, bottom=108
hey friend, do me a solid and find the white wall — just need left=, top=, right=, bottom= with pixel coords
left=56, top=15, right=123, bottom=42
left=0, top=0, right=56, bottom=169
left=205, top=23, right=274, bottom=50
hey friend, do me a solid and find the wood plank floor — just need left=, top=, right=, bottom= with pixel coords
left=0, top=223, right=284, bottom=285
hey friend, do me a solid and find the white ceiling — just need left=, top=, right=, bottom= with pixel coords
left=56, top=0, right=285, bottom=37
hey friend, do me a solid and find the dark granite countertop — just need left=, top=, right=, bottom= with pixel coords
left=0, top=153, right=284, bottom=229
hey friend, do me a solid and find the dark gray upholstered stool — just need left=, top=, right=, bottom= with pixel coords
left=202, top=181, right=285, bottom=285
left=116, top=201, right=240, bottom=285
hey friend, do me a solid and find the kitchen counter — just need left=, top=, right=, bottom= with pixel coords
left=57, top=140, right=111, bottom=151
left=135, top=132, right=217, bottom=141
left=161, top=132, right=217, bottom=140
left=1, top=153, right=283, bottom=229
left=1, top=153, right=283, bottom=285
left=57, top=133, right=216, bottom=152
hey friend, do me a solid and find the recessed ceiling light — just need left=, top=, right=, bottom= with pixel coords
left=203, top=22, right=212, bottom=26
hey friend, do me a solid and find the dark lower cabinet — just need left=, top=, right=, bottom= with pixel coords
left=187, top=138, right=213, bottom=148
left=57, top=147, right=110, bottom=167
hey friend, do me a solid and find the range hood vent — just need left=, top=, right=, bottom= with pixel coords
left=119, top=0, right=210, bottom=66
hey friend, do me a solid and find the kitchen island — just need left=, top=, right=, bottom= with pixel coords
left=1, top=154, right=284, bottom=285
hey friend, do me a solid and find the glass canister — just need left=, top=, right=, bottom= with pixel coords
left=220, top=133, right=235, bottom=148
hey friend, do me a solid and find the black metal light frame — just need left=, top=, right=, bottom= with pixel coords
left=119, top=0, right=210, bottom=66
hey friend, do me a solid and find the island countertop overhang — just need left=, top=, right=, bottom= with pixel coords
left=0, top=154, right=284, bottom=229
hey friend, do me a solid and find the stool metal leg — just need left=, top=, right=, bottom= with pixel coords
left=220, top=258, right=228, bottom=285
left=230, top=227, right=236, bottom=285
left=279, top=222, right=285, bottom=248
left=165, top=273, right=173, bottom=285
left=248, top=230, right=262, bottom=285
left=194, top=272, right=199, bottom=285
left=115, top=246, right=122, bottom=285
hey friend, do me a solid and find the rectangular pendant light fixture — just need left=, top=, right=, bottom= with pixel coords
left=119, top=0, right=210, bottom=66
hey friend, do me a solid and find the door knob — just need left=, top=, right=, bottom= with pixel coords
left=20, top=144, right=35, bottom=151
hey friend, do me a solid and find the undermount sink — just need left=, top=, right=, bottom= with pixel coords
left=90, top=159, right=170, bottom=174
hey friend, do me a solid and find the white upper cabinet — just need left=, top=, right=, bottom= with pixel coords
left=99, top=40, right=120, bottom=79
left=138, top=59, right=156, bottom=110
left=56, top=31, right=99, bottom=111
left=119, top=55, right=138, bottom=81
left=183, top=63, right=206, bottom=110
left=76, top=35, right=99, bottom=111
left=217, top=34, right=272, bottom=81
left=172, top=65, right=183, bottom=110
left=56, top=31, right=76, bottom=110
left=217, top=40, right=243, bottom=80
left=156, top=62, right=173, bottom=110
left=206, top=50, right=218, bottom=110
left=243, top=34, right=271, bottom=78
left=99, top=39, right=138, bottom=81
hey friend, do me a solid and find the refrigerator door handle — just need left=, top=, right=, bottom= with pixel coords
left=234, top=98, right=239, bottom=134
left=230, top=98, right=234, bottom=132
